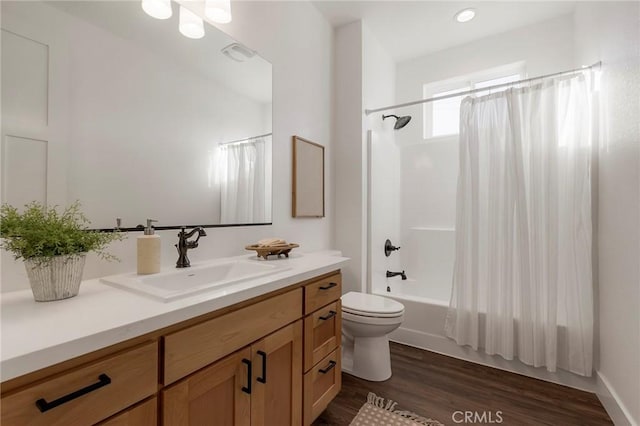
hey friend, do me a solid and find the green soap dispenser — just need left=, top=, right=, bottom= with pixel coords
left=137, top=219, right=160, bottom=274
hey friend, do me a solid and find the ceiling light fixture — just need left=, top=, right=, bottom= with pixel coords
left=454, top=8, right=476, bottom=23
left=205, top=0, right=232, bottom=24
left=179, top=6, right=205, bottom=39
left=141, top=0, right=172, bottom=20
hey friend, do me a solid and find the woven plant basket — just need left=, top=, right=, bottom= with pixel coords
left=24, top=254, right=87, bottom=302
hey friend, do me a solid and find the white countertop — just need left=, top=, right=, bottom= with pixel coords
left=0, top=251, right=349, bottom=382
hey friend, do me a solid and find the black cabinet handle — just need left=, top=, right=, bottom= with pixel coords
left=319, top=310, right=337, bottom=321
left=319, top=360, right=336, bottom=374
left=241, top=359, right=252, bottom=394
left=257, top=351, right=267, bottom=384
left=35, top=374, right=111, bottom=413
left=319, top=282, right=337, bottom=290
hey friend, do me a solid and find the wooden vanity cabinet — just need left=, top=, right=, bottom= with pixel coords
left=302, top=274, right=342, bottom=425
left=0, top=341, right=158, bottom=426
left=98, top=397, right=157, bottom=426
left=0, top=270, right=343, bottom=426
left=163, top=289, right=302, bottom=386
left=250, top=321, right=303, bottom=426
left=303, top=349, right=341, bottom=425
left=162, top=347, right=252, bottom=426
left=162, top=321, right=303, bottom=426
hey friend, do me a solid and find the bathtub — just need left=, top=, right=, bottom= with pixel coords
left=370, top=276, right=596, bottom=392
left=369, top=230, right=594, bottom=390
left=372, top=278, right=450, bottom=346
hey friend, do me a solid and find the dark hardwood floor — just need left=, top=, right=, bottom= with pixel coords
left=314, top=343, right=612, bottom=426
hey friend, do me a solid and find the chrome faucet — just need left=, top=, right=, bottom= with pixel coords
left=386, top=270, right=407, bottom=280
left=175, top=226, right=207, bottom=268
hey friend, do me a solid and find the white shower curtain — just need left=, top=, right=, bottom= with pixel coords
left=218, top=138, right=267, bottom=224
left=445, top=74, right=594, bottom=376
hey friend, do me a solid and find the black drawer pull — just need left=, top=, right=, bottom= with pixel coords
left=257, top=351, right=267, bottom=384
left=319, top=282, right=337, bottom=290
left=319, top=310, right=337, bottom=321
left=319, top=360, right=336, bottom=374
left=35, top=374, right=111, bottom=413
left=241, top=359, right=252, bottom=394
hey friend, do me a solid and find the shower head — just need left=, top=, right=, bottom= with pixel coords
left=382, top=114, right=412, bottom=130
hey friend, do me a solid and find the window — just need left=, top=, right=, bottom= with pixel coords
left=431, top=87, right=470, bottom=137
left=423, top=64, right=524, bottom=139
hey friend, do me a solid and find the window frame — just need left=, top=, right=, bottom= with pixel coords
left=422, top=62, right=526, bottom=140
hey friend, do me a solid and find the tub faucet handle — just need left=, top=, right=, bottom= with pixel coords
left=384, top=239, right=401, bottom=257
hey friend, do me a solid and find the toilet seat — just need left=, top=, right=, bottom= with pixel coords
left=341, top=292, right=404, bottom=318
left=342, top=307, right=403, bottom=318
left=342, top=310, right=404, bottom=325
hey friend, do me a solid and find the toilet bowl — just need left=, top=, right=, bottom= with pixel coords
left=341, top=291, right=404, bottom=381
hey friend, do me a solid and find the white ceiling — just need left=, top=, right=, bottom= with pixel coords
left=313, top=1, right=577, bottom=62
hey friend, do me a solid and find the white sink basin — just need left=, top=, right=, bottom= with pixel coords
left=100, top=260, right=288, bottom=302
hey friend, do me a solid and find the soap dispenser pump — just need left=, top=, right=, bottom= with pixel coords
left=137, top=219, right=161, bottom=274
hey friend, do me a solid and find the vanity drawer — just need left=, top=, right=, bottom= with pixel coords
left=164, top=288, right=302, bottom=385
left=304, top=301, right=341, bottom=372
left=304, top=273, right=341, bottom=315
left=303, top=348, right=341, bottom=426
left=99, top=397, right=157, bottom=426
left=1, top=341, right=158, bottom=426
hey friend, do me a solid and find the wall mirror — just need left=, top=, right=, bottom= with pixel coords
left=1, top=1, right=272, bottom=230
left=292, top=136, right=324, bottom=218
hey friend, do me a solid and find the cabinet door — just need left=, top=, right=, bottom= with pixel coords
left=304, top=300, right=341, bottom=372
left=99, top=397, right=157, bottom=426
left=162, top=348, right=251, bottom=426
left=251, top=321, right=303, bottom=426
left=303, top=348, right=341, bottom=426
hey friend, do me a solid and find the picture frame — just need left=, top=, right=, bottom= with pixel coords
left=292, top=136, right=325, bottom=218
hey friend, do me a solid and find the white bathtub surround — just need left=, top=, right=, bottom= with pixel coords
left=446, top=74, right=594, bottom=376
left=401, top=228, right=454, bottom=302
left=0, top=251, right=349, bottom=382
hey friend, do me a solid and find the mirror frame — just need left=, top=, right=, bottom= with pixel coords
left=291, top=135, right=325, bottom=218
left=0, top=1, right=274, bottom=233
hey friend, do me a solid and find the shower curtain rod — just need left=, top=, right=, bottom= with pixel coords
left=219, top=132, right=272, bottom=146
left=364, top=61, right=602, bottom=115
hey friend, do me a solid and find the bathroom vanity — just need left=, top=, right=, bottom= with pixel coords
left=0, top=253, right=347, bottom=425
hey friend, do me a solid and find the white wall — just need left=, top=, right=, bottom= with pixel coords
left=574, top=3, right=640, bottom=424
left=334, top=21, right=365, bottom=294
left=333, top=21, right=400, bottom=295
left=1, top=1, right=335, bottom=290
left=362, top=25, right=401, bottom=292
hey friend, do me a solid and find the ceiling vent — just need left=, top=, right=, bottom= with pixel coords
left=221, top=43, right=256, bottom=62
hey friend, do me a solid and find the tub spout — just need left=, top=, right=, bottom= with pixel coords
left=386, top=270, right=407, bottom=280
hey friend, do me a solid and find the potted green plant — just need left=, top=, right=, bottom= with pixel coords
left=0, top=201, right=123, bottom=302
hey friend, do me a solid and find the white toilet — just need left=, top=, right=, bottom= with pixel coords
left=341, top=291, right=405, bottom=381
